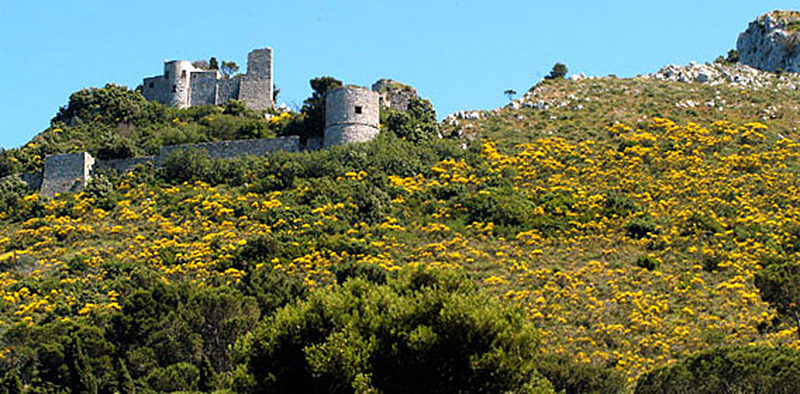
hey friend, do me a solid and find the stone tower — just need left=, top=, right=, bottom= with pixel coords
left=163, top=60, right=196, bottom=108
left=324, top=87, right=380, bottom=147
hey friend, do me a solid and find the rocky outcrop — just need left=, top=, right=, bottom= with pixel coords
left=648, top=61, right=800, bottom=89
left=737, top=11, right=800, bottom=73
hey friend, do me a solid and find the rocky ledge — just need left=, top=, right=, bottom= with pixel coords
left=647, top=61, right=800, bottom=90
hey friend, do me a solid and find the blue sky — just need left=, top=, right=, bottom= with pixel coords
left=0, top=0, right=796, bottom=148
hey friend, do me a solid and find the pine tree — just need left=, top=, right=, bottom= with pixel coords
left=116, top=358, right=136, bottom=394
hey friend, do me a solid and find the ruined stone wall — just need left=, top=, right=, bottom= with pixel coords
left=40, top=153, right=95, bottom=198
left=142, top=77, right=170, bottom=105
left=324, top=87, right=380, bottom=147
left=94, top=156, right=155, bottom=174
left=190, top=71, right=220, bottom=106
left=372, top=79, right=418, bottom=111
left=216, top=79, right=241, bottom=106
left=157, top=136, right=300, bottom=161
left=239, top=78, right=273, bottom=110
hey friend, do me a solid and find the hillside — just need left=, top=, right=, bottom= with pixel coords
left=4, top=62, right=800, bottom=390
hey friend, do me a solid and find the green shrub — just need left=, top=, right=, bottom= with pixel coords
left=83, top=173, right=119, bottom=211
left=52, top=83, right=160, bottom=126
left=545, top=63, right=568, bottom=80
left=536, top=353, right=625, bottom=394
left=625, top=216, right=660, bottom=239
left=603, top=192, right=638, bottom=217
left=635, top=345, right=800, bottom=394
left=754, top=262, right=800, bottom=338
left=635, top=255, right=659, bottom=271
left=332, top=261, right=388, bottom=285
left=0, top=149, right=20, bottom=178
left=462, top=186, right=534, bottom=229
left=160, top=148, right=213, bottom=183
left=244, top=268, right=554, bottom=393
left=381, top=98, right=440, bottom=143
left=146, top=362, right=200, bottom=392
left=0, top=177, right=30, bottom=219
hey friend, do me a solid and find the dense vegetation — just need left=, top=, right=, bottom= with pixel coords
left=3, top=73, right=800, bottom=391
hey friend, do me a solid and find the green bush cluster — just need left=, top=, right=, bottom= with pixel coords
left=635, top=345, right=800, bottom=393
left=381, top=97, right=440, bottom=143
left=240, top=268, right=554, bottom=393
left=0, top=265, right=303, bottom=392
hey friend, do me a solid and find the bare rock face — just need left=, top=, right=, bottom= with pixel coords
left=737, top=11, right=800, bottom=73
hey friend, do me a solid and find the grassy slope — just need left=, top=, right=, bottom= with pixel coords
left=3, top=76, right=800, bottom=385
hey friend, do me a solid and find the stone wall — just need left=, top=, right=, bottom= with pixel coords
left=239, top=78, right=273, bottom=110
left=40, top=153, right=95, bottom=198
left=142, top=77, right=170, bottom=105
left=33, top=135, right=303, bottom=197
left=324, top=87, right=380, bottom=147
left=20, top=172, right=43, bottom=190
left=189, top=71, right=220, bottom=106
left=323, top=124, right=379, bottom=147
left=216, top=79, right=241, bottom=106
left=94, top=156, right=155, bottom=174
left=157, top=136, right=300, bottom=161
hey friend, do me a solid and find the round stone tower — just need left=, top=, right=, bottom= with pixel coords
left=324, top=87, right=380, bottom=147
left=163, top=60, right=195, bottom=108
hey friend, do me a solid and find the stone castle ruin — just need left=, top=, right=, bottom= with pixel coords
left=7, top=47, right=424, bottom=197
left=142, top=48, right=274, bottom=110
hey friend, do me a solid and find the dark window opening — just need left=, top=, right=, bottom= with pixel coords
left=181, top=70, right=187, bottom=78
left=355, top=106, right=363, bottom=114
left=172, top=85, right=177, bottom=93
left=149, top=82, right=154, bottom=88
left=165, top=71, right=169, bottom=78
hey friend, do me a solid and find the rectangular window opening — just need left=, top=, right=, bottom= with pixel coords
left=355, top=106, right=363, bottom=114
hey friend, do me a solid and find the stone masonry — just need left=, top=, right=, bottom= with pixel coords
left=40, top=153, right=95, bottom=198
left=37, top=136, right=301, bottom=197
left=142, top=48, right=274, bottom=110
left=324, top=87, right=380, bottom=148
left=372, top=79, right=418, bottom=111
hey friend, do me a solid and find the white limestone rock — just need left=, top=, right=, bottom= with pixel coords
left=737, top=11, right=800, bottom=73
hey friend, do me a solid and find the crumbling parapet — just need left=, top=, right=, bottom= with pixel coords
left=324, top=87, right=380, bottom=147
